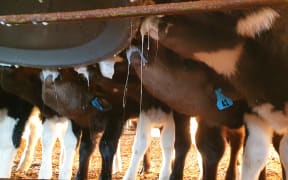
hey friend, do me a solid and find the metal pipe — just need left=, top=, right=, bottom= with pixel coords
left=0, top=0, right=286, bottom=24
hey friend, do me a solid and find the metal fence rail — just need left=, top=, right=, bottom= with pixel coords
left=0, top=0, right=286, bottom=24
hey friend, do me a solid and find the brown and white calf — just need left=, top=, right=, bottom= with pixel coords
left=40, top=62, right=193, bottom=180
left=133, top=5, right=288, bottom=179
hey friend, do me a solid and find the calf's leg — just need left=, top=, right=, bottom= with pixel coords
left=76, top=128, right=99, bottom=180
left=225, top=127, right=244, bottom=180
left=17, top=107, right=42, bottom=172
left=169, top=113, right=191, bottom=180
left=123, top=113, right=152, bottom=180
left=39, top=117, right=58, bottom=179
left=99, top=118, right=124, bottom=180
left=241, top=114, right=273, bottom=180
left=196, top=121, right=225, bottom=180
left=159, top=112, right=175, bottom=180
left=112, top=141, right=122, bottom=174
left=58, top=118, right=79, bottom=180
left=140, top=147, right=152, bottom=174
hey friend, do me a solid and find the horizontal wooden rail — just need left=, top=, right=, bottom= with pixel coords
left=0, top=0, right=286, bottom=24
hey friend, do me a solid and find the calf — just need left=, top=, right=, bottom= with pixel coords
left=0, top=66, right=81, bottom=179
left=127, top=39, right=246, bottom=127
left=133, top=6, right=288, bottom=179
left=0, top=65, right=131, bottom=179
left=0, top=88, right=33, bottom=178
left=16, top=109, right=80, bottom=180
left=127, top=30, right=269, bottom=179
left=40, top=64, right=193, bottom=179
left=41, top=66, right=139, bottom=179
left=95, top=55, right=248, bottom=179
left=0, top=67, right=87, bottom=179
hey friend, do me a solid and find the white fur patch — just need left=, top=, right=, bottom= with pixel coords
left=141, top=108, right=173, bottom=128
left=141, top=16, right=160, bottom=40
left=236, top=8, right=279, bottom=38
left=126, top=47, right=148, bottom=65
left=193, top=44, right=243, bottom=77
left=41, top=70, right=59, bottom=81
left=74, top=66, right=90, bottom=86
left=98, top=60, right=116, bottom=79
left=252, top=103, right=288, bottom=134
left=242, top=113, right=273, bottom=180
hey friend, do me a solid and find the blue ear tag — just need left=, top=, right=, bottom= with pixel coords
left=214, top=88, right=233, bottom=110
left=91, top=97, right=112, bottom=112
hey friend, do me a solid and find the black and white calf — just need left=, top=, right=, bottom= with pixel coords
left=0, top=85, right=79, bottom=180
left=16, top=108, right=80, bottom=180
left=0, top=88, right=33, bottom=178
left=39, top=58, right=201, bottom=180
left=0, top=67, right=81, bottom=179
left=17, top=110, right=122, bottom=179
left=40, top=64, right=189, bottom=180
left=0, top=65, right=125, bottom=179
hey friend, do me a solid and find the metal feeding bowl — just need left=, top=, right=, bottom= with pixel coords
left=0, top=0, right=137, bottom=67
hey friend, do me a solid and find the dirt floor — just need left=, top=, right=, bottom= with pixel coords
left=11, top=128, right=282, bottom=180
